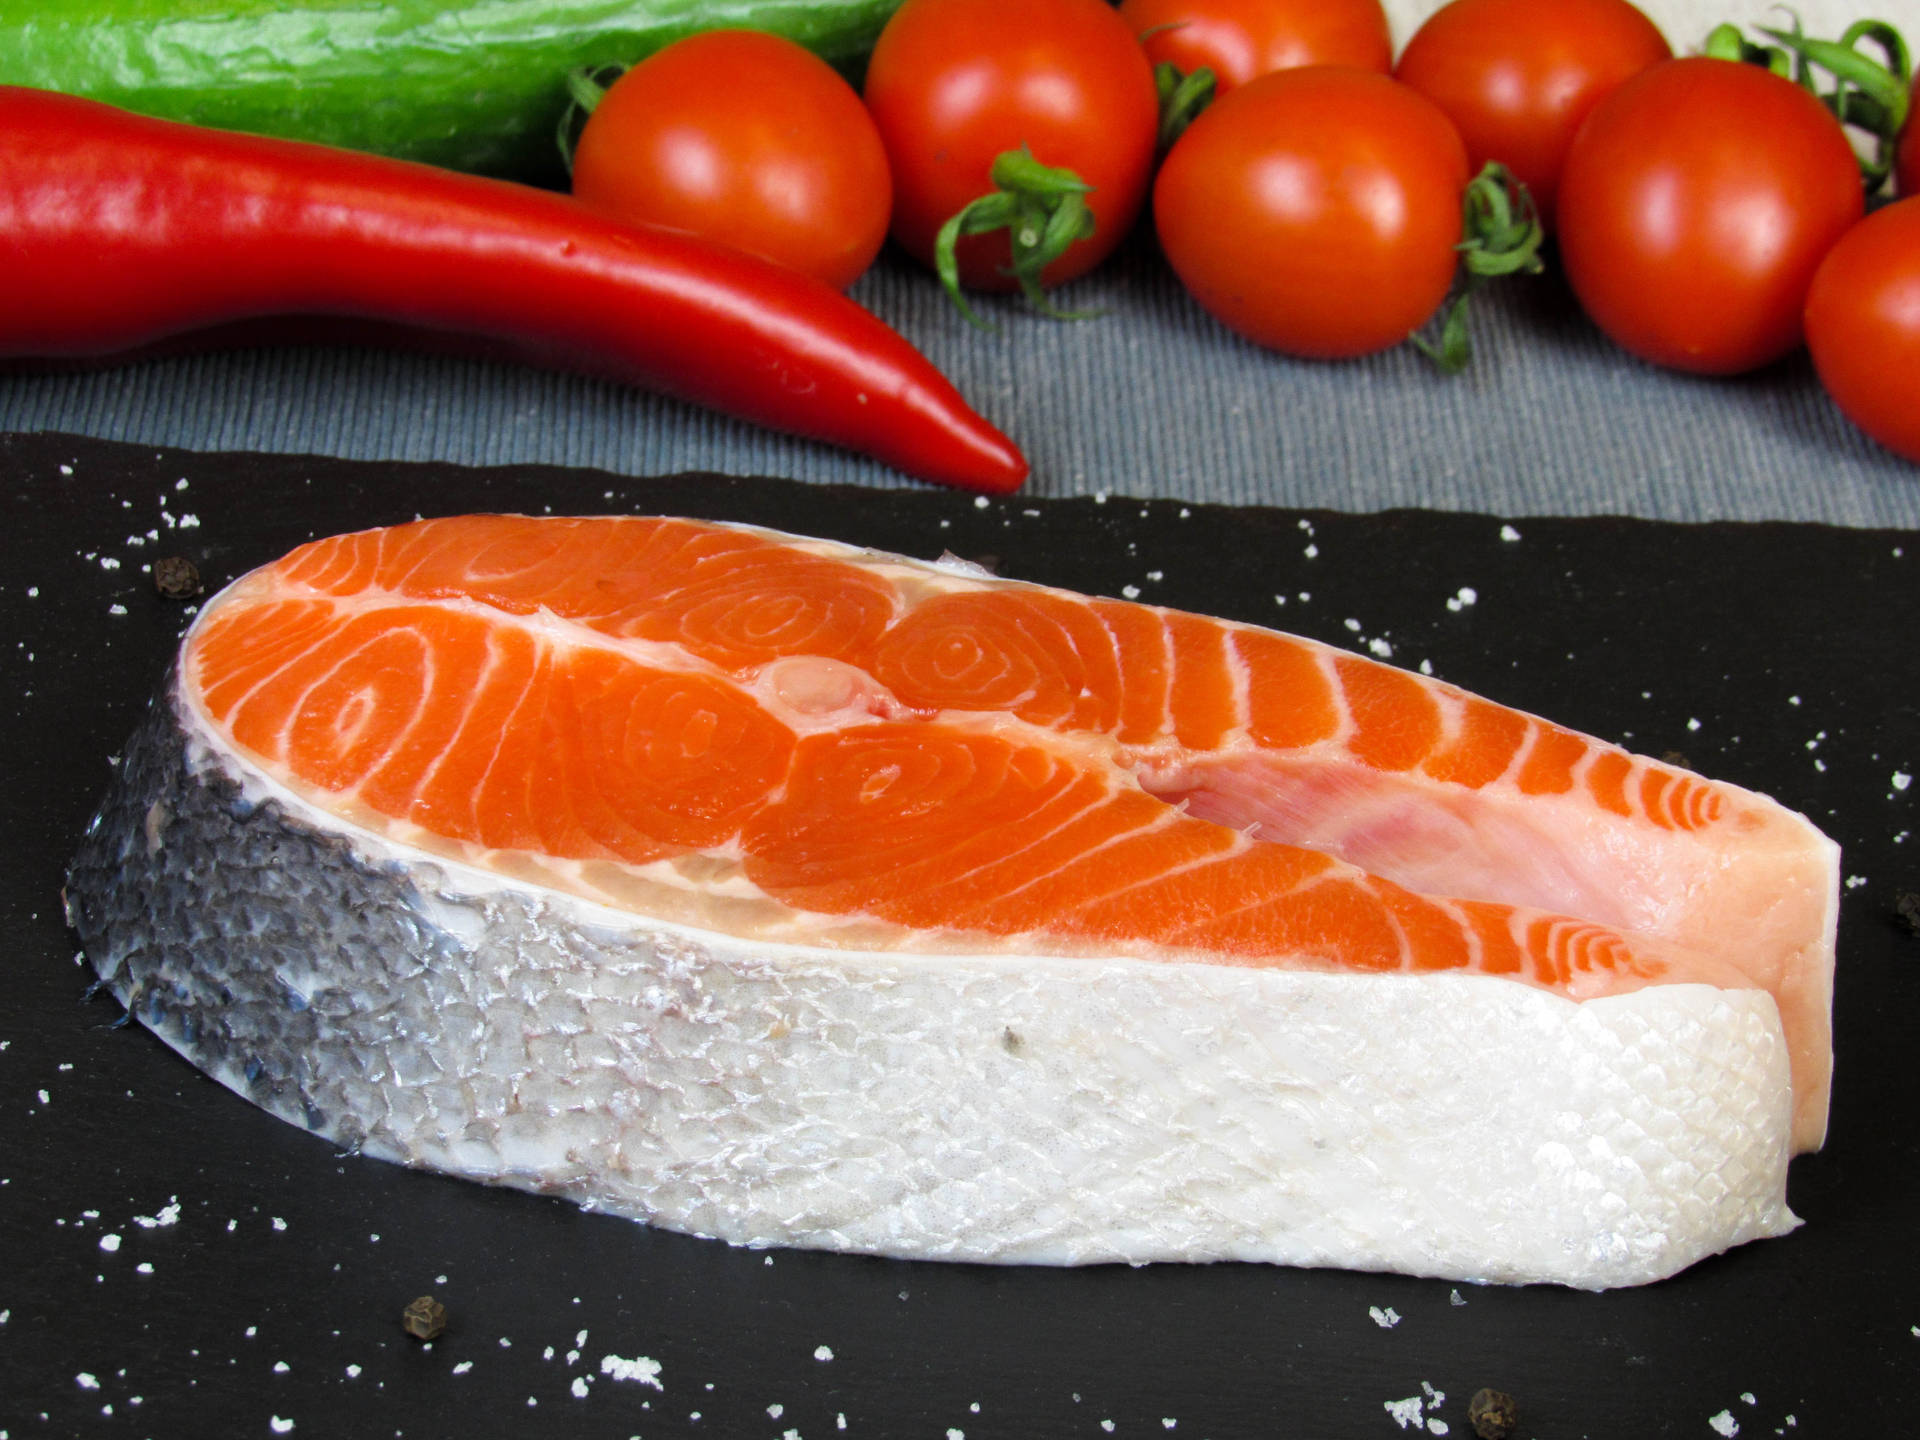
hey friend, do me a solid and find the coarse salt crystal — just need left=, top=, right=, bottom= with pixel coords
left=599, top=1354, right=663, bottom=1389
left=1709, top=1411, right=1739, bottom=1437
left=1384, top=1396, right=1424, bottom=1429
left=814, top=1345, right=834, bottom=1361
left=1369, top=1306, right=1401, bottom=1328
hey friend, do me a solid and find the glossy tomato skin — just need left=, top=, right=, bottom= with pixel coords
left=1805, top=199, right=1920, bottom=463
left=1119, top=0, right=1390, bottom=93
left=1556, top=58, right=1863, bottom=376
left=863, top=0, right=1158, bottom=291
left=572, top=29, right=890, bottom=291
left=1394, top=0, right=1669, bottom=222
left=1153, top=67, right=1470, bottom=358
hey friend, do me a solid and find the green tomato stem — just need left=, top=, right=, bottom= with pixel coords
left=1713, top=14, right=1911, bottom=191
left=1413, top=163, right=1544, bottom=376
left=1154, top=60, right=1217, bottom=153
left=931, top=144, right=1100, bottom=327
left=556, top=63, right=622, bottom=175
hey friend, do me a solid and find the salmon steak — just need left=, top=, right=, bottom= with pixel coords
left=65, top=514, right=1840, bottom=1288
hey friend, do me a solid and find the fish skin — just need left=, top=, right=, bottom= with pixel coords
left=65, top=675, right=1799, bottom=1289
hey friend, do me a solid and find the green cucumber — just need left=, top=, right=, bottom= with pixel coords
left=0, top=0, right=903, bottom=184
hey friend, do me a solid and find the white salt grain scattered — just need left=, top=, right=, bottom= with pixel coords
left=947, top=1430, right=964, bottom=1440
left=1449, top=1290, right=1466, bottom=1306
left=1304, top=544, right=1318, bottom=559
left=1385, top=1396, right=1425, bottom=1429
left=1369, top=1306, right=1401, bottom=1328
left=76, top=1374, right=100, bottom=1390
left=599, top=1355, right=663, bottom=1390
left=98, top=1234, right=121, bottom=1252
left=1369, top=638, right=1393, bottom=659
left=814, top=1346, right=834, bottom=1361
left=271, top=1217, right=287, bottom=1231
left=1709, top=1410, right=1739, bottom=1437
left=133, top=1201, right=180, bottom=1229
left=1344, top=617, right=1362, bottom=632
left=136, top=1263, right=153, bottom=1275
left=269, top=1419, right=294, bottom=1435
left=1122, top=585, right=1141, bottom=599
left=1741, top=1393, right=1757, bottom=1405
left=837, top=1416, right=847, bottom=1431
left=571, top=1377, right=590, bottom=1399
left=273, top=1362, right=289, bottom=1374
left=768, top=1403, right=784, bottom=1419
left=1499, top=525, right=1521, bottom=541
left=345, top=1365, right=361, bottom=1379
left=1687, top=718, right=1702, bottom=732
left=452, top=1362, right=472, bottom=1375
left=1893, top=772, right=1911, bottom=792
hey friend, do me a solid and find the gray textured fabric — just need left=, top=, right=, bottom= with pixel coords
left=2, top=232, right=1915, bottom=527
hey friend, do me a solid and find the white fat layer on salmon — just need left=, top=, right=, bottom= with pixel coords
left=71, top=682, right=1800, bottom=1290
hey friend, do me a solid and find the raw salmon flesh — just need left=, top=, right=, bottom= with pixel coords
left=65, top=515, right=1840, bottom=1288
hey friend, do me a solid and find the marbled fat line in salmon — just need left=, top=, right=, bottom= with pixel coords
left=65, top=516, right=1840, bottom=1288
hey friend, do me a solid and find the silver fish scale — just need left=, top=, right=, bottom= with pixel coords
left=64, top=684, right=1800, bottom=1289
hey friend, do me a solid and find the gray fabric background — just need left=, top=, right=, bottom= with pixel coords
left=3, top=223, right=1915, bottom=529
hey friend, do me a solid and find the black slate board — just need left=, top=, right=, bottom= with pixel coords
left=3, top=431, right=1917, bottom=1440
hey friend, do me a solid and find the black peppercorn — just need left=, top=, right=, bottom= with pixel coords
left=152, top=556, right=202, bottom=600
left=1469, top=1387, right=1518, bottom=1440
left=401, top=1295, right=448, bottom=1341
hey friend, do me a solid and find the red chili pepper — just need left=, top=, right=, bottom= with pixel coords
left=0, top=86, right=1028, bottom=494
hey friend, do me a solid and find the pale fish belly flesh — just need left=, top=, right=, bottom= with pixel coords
left=64, top=515, right=1840, bottom=1288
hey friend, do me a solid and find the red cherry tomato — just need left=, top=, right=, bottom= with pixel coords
left=1805, top=198, right=1920, bottom=463
left=1119, top=0, right=1391, bottom=93
left=1556, top=57, right=1863, bottom=375
left=1394, top=0, right=1669, bottom=223
left=862, top=0, right=1159, bottom=292
left=571, top=30, right=891, bottom=291
left=1153, top=67, right=1470, bottom=358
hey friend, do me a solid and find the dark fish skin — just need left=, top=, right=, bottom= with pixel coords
left=65, top=675, right=473, bottom=1151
